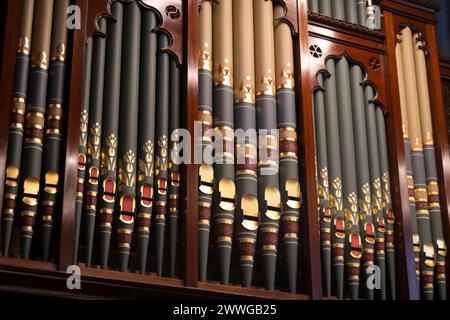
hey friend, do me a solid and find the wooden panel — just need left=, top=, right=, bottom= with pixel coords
left=382, top=11, right=420, bottom=300
left=381, top=0, right=450, bottom=298
left=296, top=0, right=322, bottom=300
left=182, top=0, right=199, bottom=288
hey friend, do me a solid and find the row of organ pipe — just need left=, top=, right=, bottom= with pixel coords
left=74, top=1, right=182, bottom=276
left=1, top=0, right=69, bottom=261
left=197, top=0, right=302, bottom=293
left=308, top=0, right=369, bottom=25
left=313, top=58, right=396, bottom=299
left=396, top=26, right=447, bottom=300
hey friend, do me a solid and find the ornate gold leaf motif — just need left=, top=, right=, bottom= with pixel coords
left=198, top=49, right=212, bottom=71
left=139, top=140, right=154, bottom=180
left=170, top=134, right=181, bottom=167
left=330, top=178, right=343, bottom=212
left=382, top=172, right=391, bottom=208
left=238, top=80, right=254, bottom=104
left=345, top=192, right=359, bottom=228
left=101, top=134, right=117, bottom=174
left=318, top=168, right=329, bottom=205
left=87, top=122, right=101, bottom=160
left=118, top=150, right=136, bottom=190
left=215, top=64, right=232, bottom=87
left=156, top=136, right=168, bottom=175
left=259, top=73, right=275, bottom=96
left=279, top=67, right=295, bottom=89
left=359, top=183, right=371, bottom=221
left=371, top=177, right=382, bottom=213
left=79, top=111, right=89, bottom=147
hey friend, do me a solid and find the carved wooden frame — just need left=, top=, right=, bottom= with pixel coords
left=381, top=0, right=450, bottom=299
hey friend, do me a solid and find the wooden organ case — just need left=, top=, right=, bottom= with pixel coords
left=0, top=0, right=448, bottom=300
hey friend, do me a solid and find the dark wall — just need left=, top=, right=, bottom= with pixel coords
left=436, top=0, right=450, bottom=57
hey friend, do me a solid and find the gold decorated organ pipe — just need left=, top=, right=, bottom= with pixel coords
left=136, top=8, right=157, bottom=274
left=335, top=57, right=362, bottom=300
left=39, top=0, right=69, bottom=262
left=233, top=0, right=259, bottom=288
left=83, top=18, right=106, bottom=267
left=313, top=74, right=331, bottom=296
left=254, top=0, right=280, bottom=292
left=74, top=38, right=93, bottom=264
left=1, top=0, right=35, bottom=257
left=374, top=101, right=397, bottom=300
left=97, top=1, right=124, bottom=269
left=154, top=32, right=171, bottom=276
left=363, top=86, right=382, bottom=301
left=273, top=4, right=301, bottom=294
left=413, top=33, right=447, bottom=300
left=211, top=0, right=236, bottom=285
left=349, top=64, right=375, bottom=300
left=168, top=57, right=181, bottom=278
left=323, top=59, right=345, bottom=299
left=19, top=0, right=54, bottom=260
left=115, top=1, right=141, bottom=272
left=395, top=41, right=421, bottom=294
left=198, top=0, right=214, bottom=282
left=399, top=27, right=435, bottom=300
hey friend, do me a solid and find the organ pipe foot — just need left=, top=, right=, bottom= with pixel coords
left=20, top=235, right=32, bottom=260
left=240, top=265, right=254, bottom=288
left=136, top=234, right=149, bottom=274
left=216, top=247, right=232, bottom=285
left=262, top=255, right=277, bottom=291
left=169, top=217, right=178, bottom=278
left=84, top=215, right=96, bottom=267
left=155, top=225, right=164, bottom=276
left=98, top=230, right=112, bottom=269
left=117, top=250, right=130, bottom=272
left=285, top=243, right=298, bottom=293
left=335, top=265, right=344, bottom=299
left=198, top=230, right=210, bottom=282
left=41, top=223, right=52, bottom=261
left=322, top=252, right=331, bottom=296
left=1, top=219, right=13, bottom=257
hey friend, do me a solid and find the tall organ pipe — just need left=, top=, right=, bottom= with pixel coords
left=335, top=57, right=361, bottom=300
left=349, top=64, right=375, bottom=300
left=363, top=86, right=382, bottom=301
left=274, top=4, right=301, bottom=294
left=74, top=38, right=93, bottom=264
left=40, top=0, right=69, bottom=261
left=395, top=42, right=421, bottom=295
left=19, top=0, right=55, bottom=260
left=198, top=0, right=214, bottom=282
left=83, top=18, right=107, bottom=267
left=168, top=57, right=181, bottom=278
left=97, top=2, right=124, bottom=269
left=212, top=0, right=236, bottom=285
left=413, top=33, right=447, bottom=300
left=254, top=0, right=280, bottom=291
left=233, top=0, right=259, bottom=288
left=324, top=59, right=345, bottom=299
left=375, top=102, right=397, bottom=300
left=154, top=32, right=171, bottom=276
left=399, top=27, right=435, bottom=300
left=2, top=0, right=35, bottom=257
left=136, top=8, right=158, bottom=275
left=313, top=73, right=331, bottom=296
left=115, top=2, right=141, bottom=272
